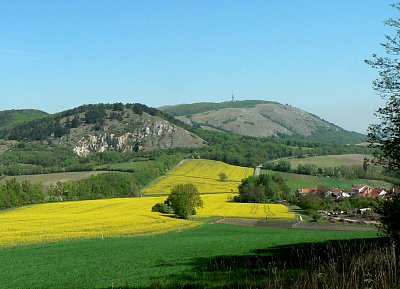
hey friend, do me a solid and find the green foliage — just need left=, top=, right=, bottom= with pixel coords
left=84, top=104, right=107, bottom=125
left=151, top=202, right=175, bottom=214
left=235, top=174, right=291, bottom=203
left=218, top=172, right=227, bottom=182
left=0, top=178, right=44, bottom=209
left=192, top=126, right=371, bottom=168
left=0, top=142, right=79, bottom=175
left=366, top=3, right=400, bottom=172
left=295, top=194, right=379, bottom=212
left=47, top=172, right=140, bottom=201
left=267, top=169, right=393, bottom=193
left=164, top=184, right=203, bottom=219
left=0, top=109, right=48, bottom=131
left=375, top=194, right=400, bottom=242
left=266, top=159, right=399, bottom=185
left=366, top=4, right=400, bottom=242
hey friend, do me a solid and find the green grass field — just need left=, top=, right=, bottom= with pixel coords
left=96, top=160, right=156, bottom=171
left=0, top=223, right=377, bottom=289
left=0, top=171, right=108, bottom=187
left=286, top=154, right=372, bottom=168
left=266, top=170, right=393, bottom=190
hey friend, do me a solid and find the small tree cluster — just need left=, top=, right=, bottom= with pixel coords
left=218, top=172, right=227, bottom=182
left=234, top=174, right=291, bottom=203
left=152, top=184, right=203, bottom=219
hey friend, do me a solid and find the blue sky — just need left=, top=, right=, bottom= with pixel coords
left=0, top=0, right=395, bottom=133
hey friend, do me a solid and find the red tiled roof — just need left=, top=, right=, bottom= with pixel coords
left=370, top=188, right=386, bottom=197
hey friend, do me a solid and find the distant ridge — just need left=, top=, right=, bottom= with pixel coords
left=0, top=109, right=48, bottom=130
left=159, top=100, right=366, bottom=144
left=159, top=100, right=274, bottom=116
left=0, top=103, right=205, bottom=155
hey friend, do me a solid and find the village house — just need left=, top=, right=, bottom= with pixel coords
left=351, top=185, right=371, bottom=197
left=369, top=188, right=387, bottom=198
left=296, top=186, right=319, bottom=196
left=324, top=187, right=344, bottom=199
left=297, top=185, right=389, bottom=199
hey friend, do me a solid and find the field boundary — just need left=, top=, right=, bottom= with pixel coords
left=215, top=217, right=378, bottom=231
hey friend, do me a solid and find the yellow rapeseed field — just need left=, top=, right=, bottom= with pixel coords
left=142, top=159, right=254, bottom=194
left=0, top=193, right=294, bottom=246
left=197, top=193, right=295, bottom=219
left=0, top=197, right=199, bottom=247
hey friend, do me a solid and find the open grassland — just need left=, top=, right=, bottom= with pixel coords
left=286, top=154, right=373, bottom=168
left=0, top=224, right=378, bottom=289
left=0, top=193, right=292, bottom=246
left=198, top=193, right=294, bottom=219
left=142, top=159, right=254, bottom=194
left=0, top=171, right=108, bottom=187
left=96, top=160, right=156, bottom=171
left=267, top=170, right=393, bottom=190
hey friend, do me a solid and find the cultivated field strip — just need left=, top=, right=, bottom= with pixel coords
left=197, top=193, right=295, bottom=219
left=0, top=197, right=199, bottom=246
left=142, top=159, right=254, bottom=194
left=0, top=194, right=293, bottom=246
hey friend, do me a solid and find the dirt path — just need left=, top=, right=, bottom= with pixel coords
left=215, top=217, right=377, bottom=231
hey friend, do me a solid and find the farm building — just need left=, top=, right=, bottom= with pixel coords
left=351, top=185, right=371, bottom=197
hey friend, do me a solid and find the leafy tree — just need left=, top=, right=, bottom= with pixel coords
left=165, top=184, right=203, bottom=219
left=85, top=104, right=107, bottom=125
left=375, top=194, right=400, bottom=242
left=71, top=115, right=81, bottom=128
left=366, top=3, right=400, bottom=242
left=365, top=3, right=400, bottom=171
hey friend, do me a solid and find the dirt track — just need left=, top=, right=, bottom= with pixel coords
left=216, top=217, right=378, bottom=231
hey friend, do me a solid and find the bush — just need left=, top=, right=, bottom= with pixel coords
left=151, top=203, right=174, bottom=214
left=218, top=172, right=227, bottom=182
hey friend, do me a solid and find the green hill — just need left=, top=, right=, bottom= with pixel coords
left=0, top=109, right=48, bottom=130
left=0, top=103, right=205, bottom=155
left=159, top=100, right=366, bottom=145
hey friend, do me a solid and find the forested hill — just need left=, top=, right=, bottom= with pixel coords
left=159, top=100, right=366, bottom=144
left=0, top=109, right=48, bottom=130
left=0, top=103, right=205, bottom=155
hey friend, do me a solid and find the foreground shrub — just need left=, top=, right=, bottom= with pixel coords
left=151, top=203, right=174, bottom=214
left=375, top=193, right=400, bottom=243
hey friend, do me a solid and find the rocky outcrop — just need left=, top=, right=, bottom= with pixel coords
left=73, top=121, right=204, bottom=156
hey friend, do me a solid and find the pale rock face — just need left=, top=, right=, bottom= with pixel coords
left=73, top=121, right=202, bottom=156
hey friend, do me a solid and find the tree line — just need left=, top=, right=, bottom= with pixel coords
left=264, top=160, right=399, bottom=185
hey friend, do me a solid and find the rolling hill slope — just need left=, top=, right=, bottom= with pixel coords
left=160, top=100, right=366, bottom=144
left=0, top=109, right=48, bottom=130
left=0, top=103, right=205, bottom=155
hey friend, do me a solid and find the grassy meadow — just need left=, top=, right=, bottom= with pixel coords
left=142, top=159, right=253, bottom=194
left=96, top=160, right=156, bottom=171
left=287, top=154, right=372, bottom=168
left=267, top=170, right=393, bottom=190
left=0, top=171, right=108, bottom=187
left=0, top=223, right=378, bottom=289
